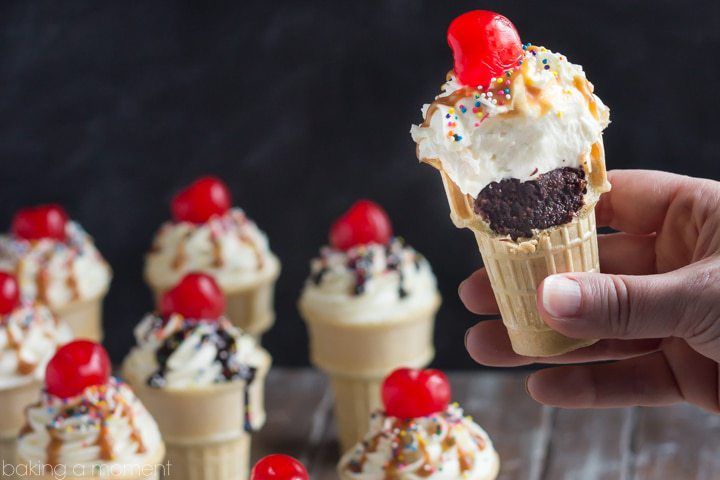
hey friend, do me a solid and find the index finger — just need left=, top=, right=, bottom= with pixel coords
left=595, top=169, right=687, bottom=234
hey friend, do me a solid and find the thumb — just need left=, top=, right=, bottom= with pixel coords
left=537, top=268, right=704, bottom=340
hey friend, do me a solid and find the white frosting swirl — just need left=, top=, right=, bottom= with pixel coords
left=0, top=303, right=73, bottom=390
left=299, top=238, right=439, bottom=323
left=123, top=314, right=267, bottom=390
left=0, top=222, right=112, bottom=309
left=339, top=404, right=499, bottom=480
left=411, top=46, right=609, bottom=197
left=18, top=377, right=162, bottom=470
left=145, top=208, right=279, bottom=292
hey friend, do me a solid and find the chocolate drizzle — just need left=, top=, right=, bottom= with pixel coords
left=312, top=238, right=418, bottom=299
left=146, top=319, right=259, bottom=432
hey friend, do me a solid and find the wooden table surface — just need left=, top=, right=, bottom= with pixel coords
left=251, top=368, right=720, bottom=480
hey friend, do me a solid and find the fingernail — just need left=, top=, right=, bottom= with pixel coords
left=464, top=327, right=471, bottom=348
left=458, top=279, right=467, bottom=299
left=524, top=375, right=531, bottom=396
left=542, top=275, right=582, bottom=318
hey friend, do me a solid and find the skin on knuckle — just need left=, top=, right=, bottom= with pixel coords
left=591, top=274, right=633, bottom=338
left=681, top=265, right=720, bottom=342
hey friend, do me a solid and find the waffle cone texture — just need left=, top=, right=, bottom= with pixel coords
left=300, top=295, right=440, bottom=451
left=423, top=139, right=610, bottom=357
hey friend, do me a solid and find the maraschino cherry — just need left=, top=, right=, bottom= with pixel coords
left=171, top=176, right=232, bottom=224
left=447, top=10, right=523, bottom=89
left=160, top=272, right=226, bottom=320
left=381, top=367, right=451, bottom=419
left=329, top=199, right=393, bottom=251
left=11, top=204, right=69, bottom=242
left=0, top=272, right=20, bottom=315
left=251, top=454, right=309, bottom=480
left=45, top=340, right=111, bottom=399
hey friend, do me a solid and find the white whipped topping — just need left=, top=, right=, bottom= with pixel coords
left=0, top=303, right=73, bottom=390
left=299, top=239, right=439, bottom=323
left=123, top=314, right=266, bottom=390
left=411, top=46, right=609, bottom=197
left=18, top=378, right=162, bottom=470
left=145, top=208, right=279, bottom=292
left=339, top=404, right=498, bottom=480
left=0, top=222, right=112, bottom=309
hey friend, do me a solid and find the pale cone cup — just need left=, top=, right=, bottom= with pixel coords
left=16, top=444, right=166, bottom=480
left=124, top=350, right=271, bottom=480
left=300, top=296, right=440, bottom=452
left=148, top=258, right=280, bottom=340
left=0, top=380, right=42, bottom=468
left=425, top=140, right=611, bottom=357
left=338, top=450, right=500, bottom=480
left=52, top=292, right=106, bottom=342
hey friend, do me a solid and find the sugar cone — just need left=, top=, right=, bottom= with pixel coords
left=428, top=139, right=610, bottom=357
left=148, top=257, right=280, bottom=340
left=52, top=293, right=106, bottom=342
left=0, top=380, right=42, bottom=467
left=125, top=349, right=270, bottom=480
left=300, top=296, right=440, bottom=451
left=16, top=444, right=166, bottom=480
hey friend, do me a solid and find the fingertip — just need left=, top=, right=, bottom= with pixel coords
left=465, top=320, right=532, bottom=367
left=526, top=367, right=595, bottom=407
left=458, top=268, right=500, bottom=315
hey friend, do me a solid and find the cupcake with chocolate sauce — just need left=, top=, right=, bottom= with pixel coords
left=17, top=341, right=164, bottom=479
left=298, top=200, right=441, bottom=452
left=123, top=273, right=271, bottom=480
left=338, top=368, right=499, bottom=480
left=0, top=204, right=112, bottom=341
left=0, top=272, right=73, bottom=466
left=145, top=176, right=280, bottom=339
left=411, top=11, right=611, bottom=356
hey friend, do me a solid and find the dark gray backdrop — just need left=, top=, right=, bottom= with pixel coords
left=1, top=1, right=718, bottom=367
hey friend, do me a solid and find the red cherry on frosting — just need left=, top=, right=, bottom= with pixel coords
left=447, top=10, right=523, bottom=88
left=329, top=199, right=393, bottom=250
left=251, top=454, right=309, bottom=480
left=0, top=272, right=20, bottom=315
left=381, top=368, right=451, bottom=419
left=159, top=272, right=226, bottom=320
left=11, top=204, right=69, bottom=242
left=171, top=176, right=232, bottom=224
left=45, top=340, right=111, bottom=399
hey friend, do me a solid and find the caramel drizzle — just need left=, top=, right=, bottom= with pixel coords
left=5, top=310, right=39, bottom=375
left=239, top=233, right=264, bottom=270
left=65, top=251, right=80, bottom=302
left=171, top=230, right=193, bottom=270
left=352, top=416, right=486, bottom=478
left=40, top=387, right=147, bottom=469
left=209, top=232, right=224, bottom=268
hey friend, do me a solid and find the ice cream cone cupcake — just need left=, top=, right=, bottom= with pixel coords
left=123, top=273, right=271, bottom=480
left=411, top=11, right=611, bottom=356
left=17, top=340, right=165, bottom=479
left=298, top=200, right=441, bottom=452
left=338, top=368, right=499, bottom=479
left=0, top=272, right=73, bottom=466
left=0, top=205, right=112, bottom=341
left=251, top=455, right=308, bottom=480
left=144, top=176, right=280, bottom=339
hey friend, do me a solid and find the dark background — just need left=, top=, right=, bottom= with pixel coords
left=1, top=1, right=718, bottom=368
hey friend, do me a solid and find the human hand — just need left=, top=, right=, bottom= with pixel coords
left=460, top=170, right=720, bottom=413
